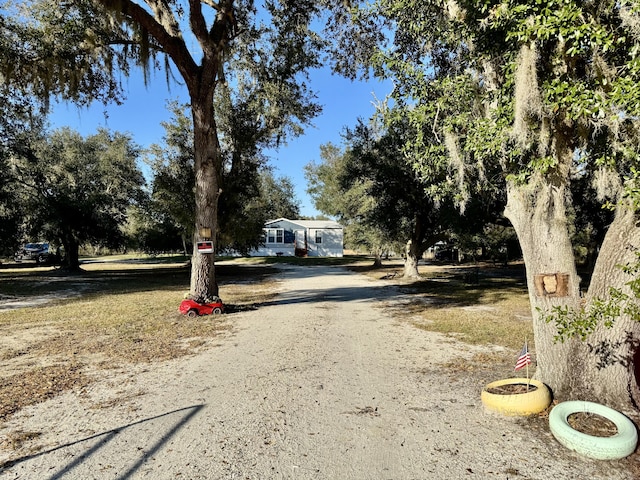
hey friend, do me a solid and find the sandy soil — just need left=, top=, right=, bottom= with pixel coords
left=0, top=264, right=635, bottom=479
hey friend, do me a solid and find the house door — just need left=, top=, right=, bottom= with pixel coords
left=295, top=230, right=307, bottom=257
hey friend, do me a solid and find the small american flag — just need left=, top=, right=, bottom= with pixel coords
left=515, top=341, right=531, bottom=371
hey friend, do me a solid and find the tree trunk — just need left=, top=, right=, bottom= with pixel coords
left=189, top=91, right=222, bottom=300
left=504, top=178, right=582, bottom=397
left=403, top=240, right=421, bottom=278
left=372, top=249, right=383, bottom=268
left=403, top=213, right=427, bottom=278
left=181, top=234, right=188, bottom=257
left=99, top=0, right=235, bottom=301
left=570, top=204, right=640, bottom=410
left=506, top=172, right=640, bottom=410
left=61, top=235, right=81, bottom=272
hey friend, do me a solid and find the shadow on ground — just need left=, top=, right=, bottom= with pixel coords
left=0, top=405, right=205, bottom=479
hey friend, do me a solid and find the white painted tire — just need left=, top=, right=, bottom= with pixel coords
left=549, top=401, right=638, bottom=460
left=481, top=378, right=551, bottom=416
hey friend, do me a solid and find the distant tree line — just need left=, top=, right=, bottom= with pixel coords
left=0, top=95, right=299, bottom=268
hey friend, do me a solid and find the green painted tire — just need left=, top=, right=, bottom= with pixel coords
left=549, top=401, right=638, bottom=460
left=481, top=378, right=551, bottom=416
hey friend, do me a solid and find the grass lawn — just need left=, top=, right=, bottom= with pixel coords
left=0, top=256, right=280, bottom=421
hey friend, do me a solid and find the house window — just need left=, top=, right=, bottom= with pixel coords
left=265, top=228, right=284, bottom=244
left=315, top=231, right=322, bottom=243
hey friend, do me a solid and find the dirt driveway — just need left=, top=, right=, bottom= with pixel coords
left=0, top=264, right=634, bottom=479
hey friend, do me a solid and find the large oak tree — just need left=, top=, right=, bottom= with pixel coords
left=10, top=127, right=144, bottom=269
left=307, top=118, right=456, bottom=277
left=1, top=0, right=333, bottom=299
left=359, top=0, right=640, bottom=409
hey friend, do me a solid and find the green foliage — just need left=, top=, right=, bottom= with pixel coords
left=455, top=223, right=520, bottom=264
left=359, top=0, right=640, bottom=191
left=0, top=0, right=132, bottom=105
left=353, top=0, right=640, bottom=275
left=327, top=0, right=640, bottom=405
left=305, top=139, right=397, bottom=254
left=1, top=0, right=358, bottom=297
left=306, top=111, right=501, bottom=262
left=125, top=204, right=186, bottom=254
left=304, top=143, right=347, bottom=218
left=622, top=167, right=640, bottom=211
left=0, top=91, right=42, bottom=254
left=219, top=169, right=300, bottom=255
left=256, top=172, right=300, bottom=220
left=146, top=102, right=196, bottom=248
left=146, top=101, right=300, bottom=255
left=10, top=126, right=145, bottom=268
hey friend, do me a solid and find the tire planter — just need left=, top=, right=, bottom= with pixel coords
left=481, top=378, right=551, bottom=416
left=549, top=401, right=638, bottom=460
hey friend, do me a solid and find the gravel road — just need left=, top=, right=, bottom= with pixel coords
left=0, top=264, right=634, bottom=479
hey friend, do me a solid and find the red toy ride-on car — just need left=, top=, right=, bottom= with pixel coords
left=179, top=296, right=224, bottom=317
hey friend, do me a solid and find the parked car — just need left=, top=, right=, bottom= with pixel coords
left=435, top=246, right=457, bottom=262
left=14, top=242, right=53, bottom=264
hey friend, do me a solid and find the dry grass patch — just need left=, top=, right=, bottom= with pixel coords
left=0, top=289, right=229, bottom=366
left=411, top=290, right=533, bottom=350
left=379, top=262, right=534, bottom=352
left=223, top=279, right=280, bottom=308
left=0, top=430, right=42, bottom=452
left=0, top=364, right=89, bottom=421
left=438, top=351, right=515, bottom=373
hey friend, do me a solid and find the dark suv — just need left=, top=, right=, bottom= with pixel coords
left=15, top=242, right=52, bottom=264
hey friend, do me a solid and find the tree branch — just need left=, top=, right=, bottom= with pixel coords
left=188, top=0, right=211, bottom=53
left=201, top=0, right=220, bottom=11
left=97, top=0, right=198, bottom=79
left=146, top=0, right=182, bottom=38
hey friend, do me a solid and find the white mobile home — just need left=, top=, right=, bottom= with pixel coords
left=250, top=218, right=344, bottom=257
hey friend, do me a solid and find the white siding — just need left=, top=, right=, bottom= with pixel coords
left=248, top=218, right=344, bottom=257
left=249, top=245, right=295, bottom=257
left=306, top=227, right=343, bottom=257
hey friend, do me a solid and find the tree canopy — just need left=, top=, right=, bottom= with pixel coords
left=5, top=0, right=640, bottom=408
left=9, top=127, right=144, bottom=269
left=306, top=115, right=503, bottom=274
left=0, top=0, right=343, bottom=298
left=348, top=0, right=640, bottom=407
left=145, top=100, right=301, bottom=256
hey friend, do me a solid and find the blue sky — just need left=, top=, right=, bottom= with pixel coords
left=49, top=66, right=392, bottom=218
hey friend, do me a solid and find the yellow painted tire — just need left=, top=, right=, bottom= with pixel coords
left=481, top=378, right=552, bottom=416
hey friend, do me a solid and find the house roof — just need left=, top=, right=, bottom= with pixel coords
left=265, top=218, right=342, bottom=229
left=294, top=219, right=343, bottom=229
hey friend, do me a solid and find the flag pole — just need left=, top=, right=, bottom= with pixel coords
left=525, top=339, right=530, bottom=392
left=515, top=338, right=532, bottom=392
